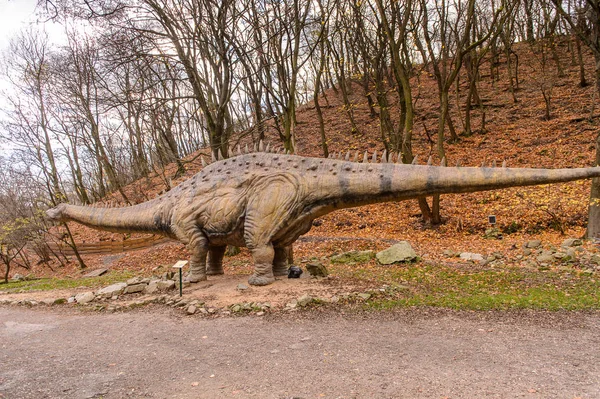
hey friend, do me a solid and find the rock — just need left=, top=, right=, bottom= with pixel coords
left=376, top=242, right=418, bottom=265
left=562, top=238, right=583, bottom=247
left=459, top=252, right=484, bottom=262
left=231, top=304, right=242, bottom=312
left=297, top=294, right=313, bottom=307
left=126, top=277, right=145, bottom=286
left=97, top=282, right=127, bottom=298
left=157, top=280, right=176, bottom=291
left=236, top=283, right=249, bottom=291
left=186, top=305, right=197, bottom=315
left=523, top=248, right=532, bottom=256
left=161, top=271, right=175, bottom=281
left=75, top=291, right=95, bottom=304
left=443, top=249, right=458, bottom=258
left=144, top=281, right=159, bottom=294
left=306, top=262, right=328, bottom=277
left=536, top=250, right=555, bottom=264
left=484, top=228, right=502, bottom=239
left=82, top=268, right=108, bottom=278
left=256, top=311, right=265, bottom=316
left=11, top=274, right=25, bottom=282
left=357, top=293, right=372, bottom=300
left=553, top=252, right=567, bottom=260
left=123, top=284, right=146, bottom=294
left=590, top=254, right=600, bottom=265
left=41, top=299, right=55, bottom=306
left=526, top=240, right=542, bottom=249
left=330, top=250, right=375, bottom=264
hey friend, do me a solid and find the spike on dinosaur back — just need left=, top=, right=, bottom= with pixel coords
left=237, top=145, right=242, bottom=156
left=396, top=153, right=402, bottom=164
left=441, top=157, right=447, bottom=167
left=211, top=152, right=217, bottom=163
left=363, top=151, right=369, bottom=163
left=345, top=151, right=350, bottom=161
left=353, top=151, right=359, bottom=162
left=492, top=160, right=497, bottom=168
left=412, top=156, right=418, bottom=165
left=502, top=160, right=507, bottom=168
left=265, top=143, right=271, bottom=153
left=201, top=156, right=207, bottom=167
left=217, top=149, right=224, bottom=161
left=427, top=156, right=433, bottom=166
left=382, top=150, right=387, bottom=163
left=372, top=150, right=378, bottom=163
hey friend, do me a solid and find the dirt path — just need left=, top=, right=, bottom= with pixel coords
left=1, top=308, right=599, bottom=399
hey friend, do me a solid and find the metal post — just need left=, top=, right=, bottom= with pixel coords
left=179, top=268, right=183, bottom=297
left=172, top=260, right=188, bottom=298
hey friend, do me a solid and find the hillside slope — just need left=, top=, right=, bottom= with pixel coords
left=42, top=39, right=600, bottom=277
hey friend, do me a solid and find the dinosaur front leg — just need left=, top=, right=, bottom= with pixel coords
left=186, top=231, right=209, bottom=283
left=272, top=246, right=290, bottom=276
left=206, top=245, right=226, bottom=275
left=247, top=244, right=276, bottom=286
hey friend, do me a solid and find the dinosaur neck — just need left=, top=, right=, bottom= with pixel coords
left=309, top=163, right=600, bottom=212
left=58, top=202, right=172, bottom=235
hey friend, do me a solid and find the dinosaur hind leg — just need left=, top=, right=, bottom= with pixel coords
left=247, top=244, right=276, bottom=286
left=272, top=246, right=290, bottom=276
left=186, top=229, right=209, bottom=283
left=206, top=245, right=226, bottom=275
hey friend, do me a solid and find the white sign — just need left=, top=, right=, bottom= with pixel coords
left=172, top=260, right=189, bottom=269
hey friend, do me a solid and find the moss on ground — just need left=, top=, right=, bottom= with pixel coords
left=331, top=261, right=600, bottom=311
left=0, top=270, right=135, bottom=293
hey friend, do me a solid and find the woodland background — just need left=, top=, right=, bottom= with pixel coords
left=2, top=0, right=600, bottom=281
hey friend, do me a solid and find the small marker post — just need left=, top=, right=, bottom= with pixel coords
left=172, top=260, right=188, bottom=297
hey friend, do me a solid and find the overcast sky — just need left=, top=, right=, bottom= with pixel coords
left=0, top=0, right=66, bottom=52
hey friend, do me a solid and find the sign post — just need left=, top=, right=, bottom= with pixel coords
left=172, top=260, right=188, bottom=297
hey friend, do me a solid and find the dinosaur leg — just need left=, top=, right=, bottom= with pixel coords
left=206, top=245, right=226, bottom=275
left=247, top=244, right=276, bottom=286
left=272, top=246, right=290, bottom=276
left=187, top=230, right=209, bottom=283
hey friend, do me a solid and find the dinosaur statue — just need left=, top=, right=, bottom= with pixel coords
left=46, top=146, right=600, bottom=286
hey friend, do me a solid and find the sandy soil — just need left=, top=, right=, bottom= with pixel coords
left=1, top=307, right=599, bottom=399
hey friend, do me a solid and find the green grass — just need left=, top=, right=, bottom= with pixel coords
left=335, top=262, right=600, bottom=311
left=0, top=270, right=135, bottom=293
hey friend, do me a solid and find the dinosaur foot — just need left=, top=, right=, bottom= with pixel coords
left=248, top=274, right=275, bottom=286
left=186, top=273, right=207, bottom=283
left=272, top=265, right=289, bottom=277
left=206, top=268, right=224, bottom=276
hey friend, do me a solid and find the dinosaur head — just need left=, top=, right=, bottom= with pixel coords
left=46, top=203, right=68, bottom=222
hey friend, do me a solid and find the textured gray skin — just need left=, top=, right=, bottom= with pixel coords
left=46, top=150, right=600, bottom=285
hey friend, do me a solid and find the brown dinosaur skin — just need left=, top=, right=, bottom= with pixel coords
left=46, top=151, right=600, bottom=286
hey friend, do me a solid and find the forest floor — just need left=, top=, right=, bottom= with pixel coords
left=2, top=39, right=600, bottom=313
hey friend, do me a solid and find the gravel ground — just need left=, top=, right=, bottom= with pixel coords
left=1, top=307, right=599, bottom=399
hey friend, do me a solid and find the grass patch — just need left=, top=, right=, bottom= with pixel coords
left=0, top=270, right=135, bottom=293
left=333, top=262, right=600, bottom=311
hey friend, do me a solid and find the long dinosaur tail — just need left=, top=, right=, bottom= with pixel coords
left=321, top=163, right=600, bottom=208
left=406, top=165, right=600, bottom=197
left=46, top=202, right=172, bottom=235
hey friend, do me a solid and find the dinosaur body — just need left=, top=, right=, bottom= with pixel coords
left=47, top=150, right=600, bottom=285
